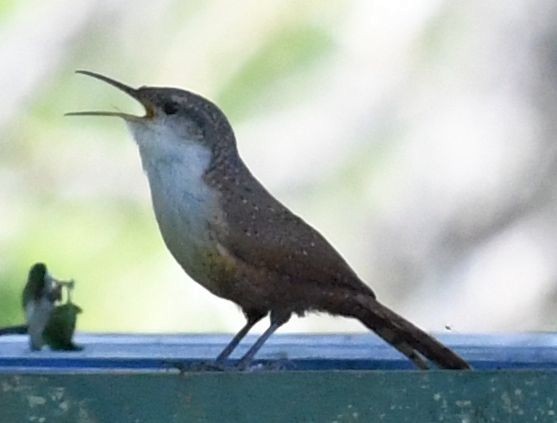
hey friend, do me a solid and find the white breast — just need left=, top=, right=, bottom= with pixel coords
left=126, top=121, right=219, bottom=271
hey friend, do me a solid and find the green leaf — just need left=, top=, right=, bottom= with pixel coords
left=43, top=303, right=82, bottom=351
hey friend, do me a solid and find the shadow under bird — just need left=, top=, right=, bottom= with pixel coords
left=68, top=71, right=470, bottom=370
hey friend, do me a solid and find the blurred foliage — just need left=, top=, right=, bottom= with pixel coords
left=218, top=25, right=333, bottom=119
left=43, top=302, right=82, bottom=351
left=0, top=1, right=19, bottom=19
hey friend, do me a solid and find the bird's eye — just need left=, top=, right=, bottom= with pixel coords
left=163, top=101, right=179, bottom=115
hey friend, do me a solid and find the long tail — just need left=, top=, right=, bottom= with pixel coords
left=350, top=295, right=470, bottom=370
left=0, top=324, right=28, bottom=336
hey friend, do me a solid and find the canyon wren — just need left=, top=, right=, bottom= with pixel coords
left=68, top=71, right=470, bottom=370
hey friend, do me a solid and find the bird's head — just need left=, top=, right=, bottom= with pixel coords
left=67, top=71, right=236, bottom=155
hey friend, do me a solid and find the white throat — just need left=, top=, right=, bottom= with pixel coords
left=125, top=120, right=218, bottom=259
left=127, top=121, right=210, bottom=171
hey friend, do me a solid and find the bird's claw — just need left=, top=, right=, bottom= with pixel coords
left=170, top=360, right=230, bottom=373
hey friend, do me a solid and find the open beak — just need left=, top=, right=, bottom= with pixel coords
left=65, top=70, right=150, bottom=120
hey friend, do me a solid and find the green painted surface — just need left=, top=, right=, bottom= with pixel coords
left=0, top=371, right=556, bottom=422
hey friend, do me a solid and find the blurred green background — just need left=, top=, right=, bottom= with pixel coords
left=1, top=0, right=557, bottom=334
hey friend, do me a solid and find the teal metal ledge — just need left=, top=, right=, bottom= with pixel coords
left=0, top=333, right=556, bottom=422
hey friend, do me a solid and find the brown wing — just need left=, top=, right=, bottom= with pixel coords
left=208, top=163, right=375, bottom=297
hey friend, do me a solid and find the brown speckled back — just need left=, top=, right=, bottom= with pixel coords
left=203, top=149, right=376, bottom=314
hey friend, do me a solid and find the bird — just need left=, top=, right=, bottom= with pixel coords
left=68, top=70, right=470, bottom=370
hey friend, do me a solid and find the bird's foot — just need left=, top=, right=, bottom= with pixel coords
left=168, top=359, right=291, bottom=373
left=194, top=361, right=229, bottom=372
left=232, top=359, right=290, bottom=372
left=170, top=360, right=230, bottom=373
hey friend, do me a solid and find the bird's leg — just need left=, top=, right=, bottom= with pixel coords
left=215, top=310, right=266, bottom=365
left=236, top=310, right=291, bottom=370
